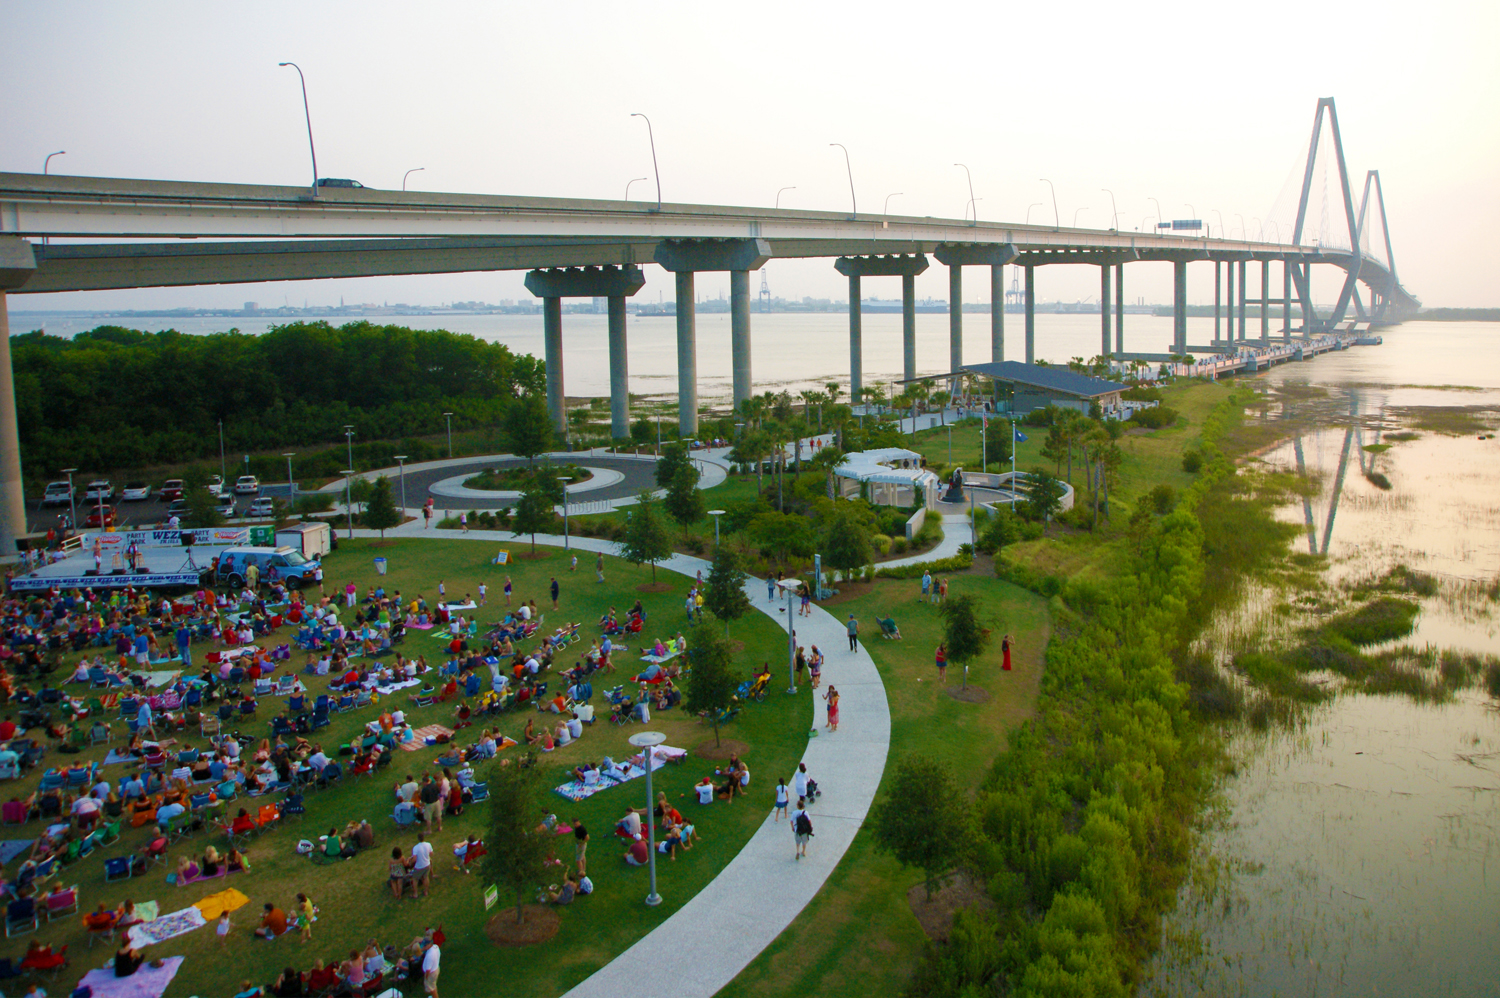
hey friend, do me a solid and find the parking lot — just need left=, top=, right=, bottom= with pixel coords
left=27, top=477, right=280, bottom=535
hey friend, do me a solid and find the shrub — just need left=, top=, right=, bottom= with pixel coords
left=870, top=533, right=892, bottom=555
left=1318, top=597, right=1419, bottom=646
left=1129, top=406, right=1179, bottom=429
left=874, top=553, right=973, bottom=579
left=1149, top=484, right=1177, bottom=514
left=1485, top=661, right=1500, bottom=699
left=890, top=537, right=908, bottom=555
left=293, top=493, right=335, bottom=515
left=1181, top=448, right=1203, bottom=473
left=912, top=516, right=945, bottom=551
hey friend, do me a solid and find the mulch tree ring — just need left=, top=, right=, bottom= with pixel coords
left=636, top=582, right=674, bottom=593
left=907, top=872, right=995, bottom=944
left=944, top=685, right=991, bottom=703
left=694, top=737, right=749, bottom=761
left=485, top=905, right=561, bottom=947
left=816, top=580, right=882, bottom=608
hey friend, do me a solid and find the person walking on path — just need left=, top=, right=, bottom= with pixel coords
left=846, top=615, right=859, bottom=652
left=596, top=551, right=605, bottom=584
left=570, top=553, right=578, bottom=573
left=409, top=832, right=433, bottom=898
left=314, top=563, right=325, bottom=595
left=935, top=643, right=947, bottom=684
left=937, top=577, right=948, bottom=603
left=422, top=504, right=432, bottom=529
left=766, top=574, right=777, bottom=603
left=791, top=798, right=812, bottom=860
left=823, top=686, right=840, bottom=732
left=1002, top=634, right=1012, bottom=671
left=774, top=778, right=789, bottom=822
left=921, top=570, right=931, bottom=600
left=550, top=577, right=560, bottom=611
left=421, top=938, right=440, bottom=998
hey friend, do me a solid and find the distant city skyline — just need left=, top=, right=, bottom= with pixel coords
left=5, top=0, right=1495, bottom=310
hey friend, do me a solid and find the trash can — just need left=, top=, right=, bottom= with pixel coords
left=374, top=557, right=388, bottom=576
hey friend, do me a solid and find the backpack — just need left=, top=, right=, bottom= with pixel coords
left=794, top=811, right=813, bottom=836
left=577, top=876, right=593, bottom=895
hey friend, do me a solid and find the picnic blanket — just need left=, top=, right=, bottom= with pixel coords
left=134, top=900, right=160, bottom=922
left=441, top=601, right=478, bottom=611
left=553, top=777, right=618, bottom=803
left=103, top=749, right=137, bottom=766
left=168, top=864, right=242, bottom=887
left=141, top=670, right=182, bottom=688
left=631, top=745, right=687, bottom=770
left=398, top=725, right=454, bottom=751
left=0, top=840, right=32, bottom=865
left=193, top=886, right=250, bottom=920
left=75, top=954, right=184, bottom=998
left=128, top=905, right=207, bottom=947
left=374, top=678, right=421, bottom=696
left=638, top=649, right=684, bottom=664
left=407, top=622, right=436, bottom=630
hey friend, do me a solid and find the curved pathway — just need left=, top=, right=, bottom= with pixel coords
left=341, top=518, right=891, bottom=998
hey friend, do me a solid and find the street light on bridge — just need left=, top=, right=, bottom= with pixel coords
left=1212, top=209, right=1225, bottom=239
left=43, top=151, right=65, bottom=174
left=630, top=113, right=662, bottom=213
left=1040, top=179, right=1059, bottom=230
left=402, top=168, right=424, bottom=191
left=1236, top=214, right=1246, bottom=241
left=954, top=163, right=976, bottom=223
left=1025, top=203, right=1042, bottom=226
left=775, top=187, right=796, bottom=209
left=626, top=177, right=649, bottom=201
left=1072, top=206, right=1088, bottom=229
left=1149, top=197, right=1163, bottom=230
left=277, top=62, right=319, bottom=195
left=1102, top=188, right=1119, bottom=230
left=830, top=144, right=856, bottom=219
left=883, top=192, right=903, bottom=215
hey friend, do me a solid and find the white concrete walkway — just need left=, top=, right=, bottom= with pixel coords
left=339, top=519, right=891, bottom=998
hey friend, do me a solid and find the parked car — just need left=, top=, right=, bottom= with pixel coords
left=247, top=496, right=276, bottom=518
left=216, top=492, right=238, bottom=517
left=84, top=505, right=117, bottom=528
left=120, top=481, right=153, bottom=501
left=164, top=499, right=190, bottom=519
left=206, top=475, right=224, bottom=496
left=159, top=479, right=185, bottom=501
left=84, top=480, right=114, bottom=501
left=234, top=475, right=260, bottom=495
left=42, top=481, right=74, bottom=506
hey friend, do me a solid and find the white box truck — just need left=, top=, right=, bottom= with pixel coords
left=276, top=521, right=333, bottom=560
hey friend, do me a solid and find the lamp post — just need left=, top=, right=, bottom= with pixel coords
left=1040, top=179, right=1059, bottom=230
left=625, top=177, right=649, bottom=201
left=282, top=452, right=297, bottom=500
left=629, top=113, right=661, bottom=212
left=883, top=192, right=903, bottom=215
left=277, top=62, right=319, bottom=193
left=1211, top=209, right=1225, bottom=239
left=402, top=168, right=424, bottom=191
left=1142, top=215, right=1154, bottom=232
left=60, top=467, right=77, bottom=534
left=707, top=509, right=725, bottom=547
left=1149, top=197, right=1163, bottom=231
left=442, top=413, right=453, bottom=458
left=218, top=420, right=228, bottom=485
left=955, top=163, right=976, bottom=222
left=627, top=731, right=667, bottom=906
left=393, top=455, right=408, bottom=513
left=1235, top=214, right=1246, bottom=241
left=43, top=151, right=65, bottom=174
left=1072, top=206, right=1088, bottom=229
left=558, top=477, right=572, bottom=551
left=1102, top=188, right=1119, bottom=230
left=342, top=470, right=356, bottom=540
left=829, top=143, right=856, bottom=218
left=1253, top=217, right=1263, bottom=241
left=947, top=424, right=953, bottom=467
left=1026, top=202, right=1042, bottom=226
left=775, top=187, right=795, bottom=209
left=1184, top=204, right=1197, bottom=225
left=343, top=425, right=355, bottom=473
left=1268, top=220, right=1282, bottom=245
left=777, top=579, right=800, bottom=693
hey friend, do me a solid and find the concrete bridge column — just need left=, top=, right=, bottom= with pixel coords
left=902, top=273, right=917, bottom=382
left=542, top=298, right=565, bottom=434
left=0, top=239, right=36, bottom=559
left=653, top=239, right=771, bottom=437
left=1282, top=261, right=1292, bottom=339
left=1226, top=262, right=1235, bottom=344
left=1115, top=263, right=1124, bottom=356
left=1173, top=260, right=1188, bottom=355
left=1024, top=265, right=1036, bottom=364
left=1100, top=264, right=1112, bottom=357
left=525, top=265, right=647, bottom=440
left=607, top=297, right=629, bottom=439
left=1260, top=260, right=1270, bottom=339
left=674, top=271, right=697, bottom=437
left=730, top=269, right=752, bottom=412
left=848, top=273, right=863, bottom=404
left=948, top=263, right=963, bottom=372
left=990, top=264, right=1004, bottom=363
left=1214, top=262, right=1222, bottom=343
left=1238, top=260, right=1248, bottom=341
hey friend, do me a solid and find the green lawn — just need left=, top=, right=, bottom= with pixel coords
left=12, top=537, right=809, bottom=998
left=719, top=570, right=1051, bottom=998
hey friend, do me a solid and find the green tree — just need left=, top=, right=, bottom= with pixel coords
left=182, top=469, right=225, bottom=529
left=480, top=760, right=556, bottom=924
left=868, top=755, right=973, bottom=899
left=618, top=491, right=671, bottom=583
left=629, top=415, right=654, bottom=450
left=684, top=625, right=739, bottom=747
left=510, top=478, right=556, bottom=554
left=655, top=441, right=692, bottom=490
left=1024, top=469, right=1065, bottom=532
left=938, top=593, right=990, bottom=689
left=729, top=430, right=771, bottom=495
left=505, top=396, right=554, bottom=466
left=821, top=509, right=872, bottom=581
left=663, top=457, right=704, bottom=528
left=748, top=510, right=815, bottom=573
left=348, top=478, right=373, bottom=515
left=807, top=444, right=848, bottom=500
left=702, top=546, right=751, bottom=637
left=363, top=475, right=401, bottom=539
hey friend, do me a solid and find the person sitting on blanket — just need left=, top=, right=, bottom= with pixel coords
left=176, top=854, right=201, bottom=882
left=635, top=663, right=663, bottom=683
left=201, top=844, right=222, bottom=876
left=614, top=806, right=645, bottom=839
left=114, top=942, right=149, bottom=978
left=255, top=902, right=289, bottom=939
left=226, top=847, right=251, bottom=873
left=649, top=638, right=668, bottom=659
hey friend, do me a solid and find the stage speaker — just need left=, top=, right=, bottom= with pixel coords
left=181, top=533, right=196, bottom=547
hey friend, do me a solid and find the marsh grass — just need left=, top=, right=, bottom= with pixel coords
left=1315, top=596, right=1419, bottom=645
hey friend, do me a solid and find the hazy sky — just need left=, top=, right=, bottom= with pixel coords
left=5, top=0, right=1497, bottom=311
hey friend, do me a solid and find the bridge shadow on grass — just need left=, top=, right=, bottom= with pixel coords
left=12, top=536, right=808, bottom=998
left=718, top=574, right=1050, bottom=998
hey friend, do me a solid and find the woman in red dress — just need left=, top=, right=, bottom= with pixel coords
left=1002, top=634, right=1012, bottom=671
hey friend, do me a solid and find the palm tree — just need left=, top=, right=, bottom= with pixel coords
left=826, top=403, right=853, bottom=451
left=731, top=430, right=771, bottom=496
left=808, top=445, right=849, bottom=500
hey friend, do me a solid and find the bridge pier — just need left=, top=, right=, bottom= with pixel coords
left=0, top=238, right=36, bottom=560
left=1115, top=263, right=1124, bottom=356
left=523, top=265, right=647, bottom=438
left=990, top=264, right=1004, bottom=363
left=948, top=264, right=963, bottom=372
left=1024, top=265, right=1035, bottom=363
left=934, top=244, right=1017, bottom=371
left=1282, top=261, right=1292, bottom=338
left=1214, top=263, right=1222, bottom=343
left=1260, top=260, right=1270, bottom=339
left=1172, top=260, right=1187, bottom=355
left=1100, top=264, right=1111, bottom=357
left=654, top=239, right=771, bottom=436
left=1226, top=261, right=1235, bottom=343
left=834, top=254, right=930, bottom=397
left=1238, top=260, right=1248, bottom=341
